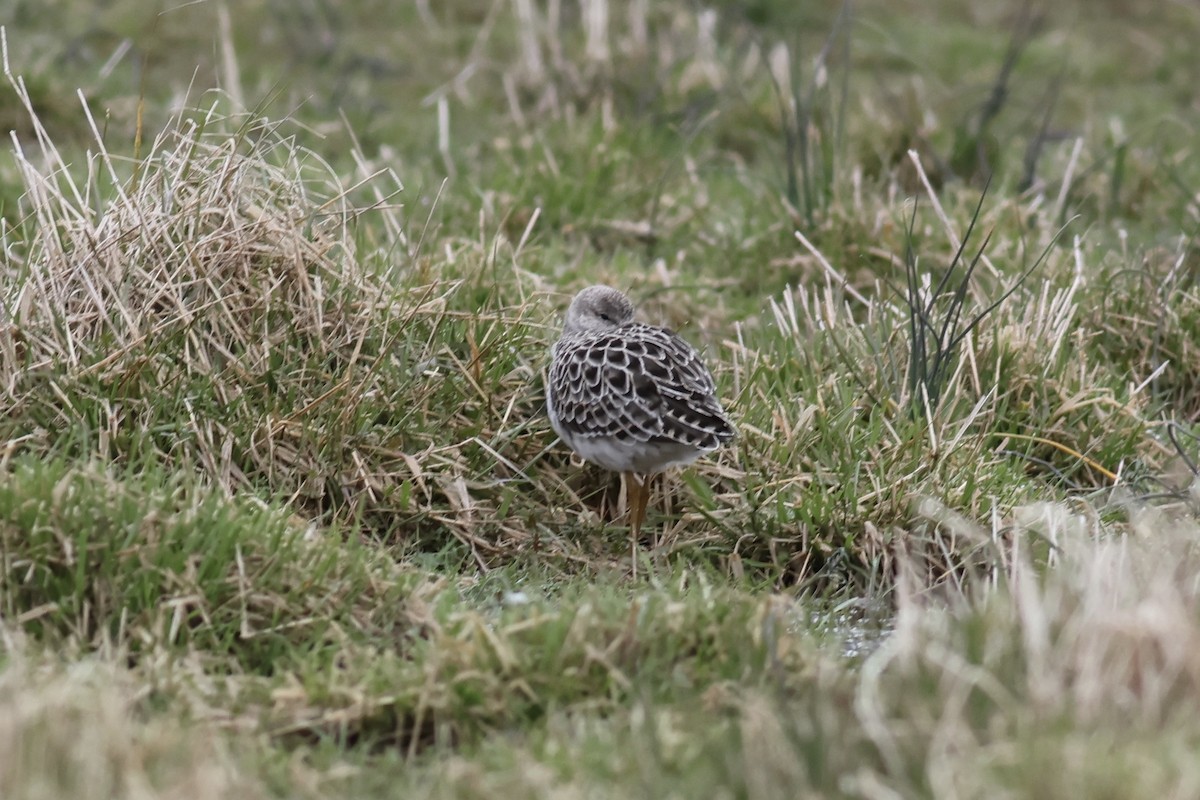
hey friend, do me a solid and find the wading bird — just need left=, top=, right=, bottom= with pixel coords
left=546, top=285, right=734, bottom=576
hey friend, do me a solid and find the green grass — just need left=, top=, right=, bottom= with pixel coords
left=3, top=0, right=1200, bottom=796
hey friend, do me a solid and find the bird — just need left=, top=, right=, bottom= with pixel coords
left=545, top=285, right=734, bottom=575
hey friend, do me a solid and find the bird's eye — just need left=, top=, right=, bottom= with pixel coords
left=599, top=313, right=612, bottom=322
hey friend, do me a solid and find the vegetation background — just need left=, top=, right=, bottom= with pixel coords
left=2, top=0, right=1200, bottom=797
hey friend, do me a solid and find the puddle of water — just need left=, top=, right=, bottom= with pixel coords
left=794, top=598, right=894, bottom=659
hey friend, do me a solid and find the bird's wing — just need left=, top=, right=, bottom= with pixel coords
left=549, top=325, right=733, bottom=449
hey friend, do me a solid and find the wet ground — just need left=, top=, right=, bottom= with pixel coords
left=800, top=599, right=894, bottom=660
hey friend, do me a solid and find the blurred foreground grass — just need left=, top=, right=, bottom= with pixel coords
left=3, top=0, right=1200, bottom=797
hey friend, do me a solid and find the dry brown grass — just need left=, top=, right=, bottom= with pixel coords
left=0, top=640, right=265, bottom=800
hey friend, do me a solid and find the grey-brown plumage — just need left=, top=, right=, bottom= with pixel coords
left=546, top=285, right=733, bottom=571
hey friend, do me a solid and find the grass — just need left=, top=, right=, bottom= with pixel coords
left=3, top=0, right=1200, bottom=796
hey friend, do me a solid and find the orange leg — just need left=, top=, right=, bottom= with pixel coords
left=632, top=473, right=652, bottom=537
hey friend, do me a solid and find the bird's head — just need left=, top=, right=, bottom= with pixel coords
left=562, top=285, right=636, bottom=335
